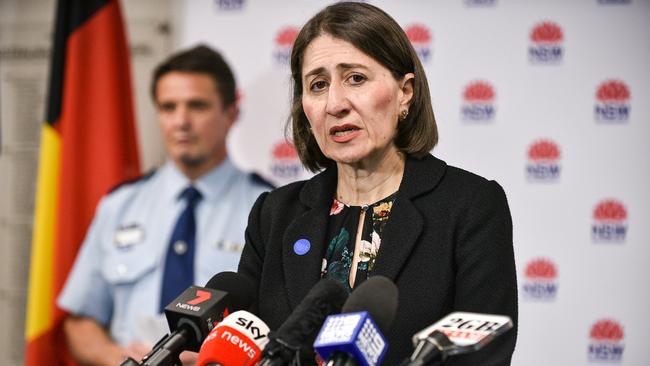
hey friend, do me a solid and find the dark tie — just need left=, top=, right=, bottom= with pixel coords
left=159, top=185, right=203, bottom=312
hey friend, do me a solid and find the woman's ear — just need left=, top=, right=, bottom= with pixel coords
left=400, top=72, right=415, bottom=109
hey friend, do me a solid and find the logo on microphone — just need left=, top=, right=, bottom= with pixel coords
left=405, top=24, right=432, bottom=63
left=461, top=80, right=496, bottom=122
left=595, top=80, right=630, bottom=123
left=214, top=0, right=245, bottom=10
left=187, top=290, right=212, bottom=305
left=355, top=319, right=385, bottom=366
left=592, top=199, right=627, bottom=243
left=529, top=21, right=563, bottom=64
left=270, top=141, right=302, bottom=180
left=588, top=319, right=625, bottom=362
left=526, top=139, right=561, bottom=181
left=522, top=258, right=557, bottom=300
left=273, top=26, right=299, bottom=65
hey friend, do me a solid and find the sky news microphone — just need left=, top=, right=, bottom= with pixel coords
left=313, top=276, right=399, bottom=366
left=258, top=277, right=349, bottom=366
left=120, top=271, right=256, bottom=366
left=197, top=310, right=270, bottom=366
left=399, top=312, right=513, bottom=366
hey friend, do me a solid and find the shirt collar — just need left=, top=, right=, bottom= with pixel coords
left=161, top=158, right=237, bottom=203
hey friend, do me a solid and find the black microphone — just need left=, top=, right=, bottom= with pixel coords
left=313, top=276, right=399, bottom=366
left=258, top=278, right=349, bottom=366
left=120, top=271, right=256, bottom=366
left=399, top=312, right=513, bottom=366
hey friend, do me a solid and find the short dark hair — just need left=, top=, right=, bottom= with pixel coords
left=151, top=44, right=236, bottom=107
left=289, top=2, right=438, bottom=172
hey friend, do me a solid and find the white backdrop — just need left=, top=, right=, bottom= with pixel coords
left=171, top=0, right=650, bottom=364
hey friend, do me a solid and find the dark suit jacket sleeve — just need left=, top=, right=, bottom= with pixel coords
left=448, top=180, right=518, bottom=366
left=238, top=191, right=269, bottom=314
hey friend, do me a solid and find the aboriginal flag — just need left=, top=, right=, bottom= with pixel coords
left=24, top=0, right=140, bottom=364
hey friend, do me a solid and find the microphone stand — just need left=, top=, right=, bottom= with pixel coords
left=399, top=331, right=454, bottom=366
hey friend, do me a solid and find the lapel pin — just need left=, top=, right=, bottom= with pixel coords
left=293, top=239, right=311, bottom=256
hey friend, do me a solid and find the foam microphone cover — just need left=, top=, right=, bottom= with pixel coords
left=262, top=278, right=349, bottom=363
left=342, top=275, right=399, bottom=334
left=205, top=271, right=257, bottom=311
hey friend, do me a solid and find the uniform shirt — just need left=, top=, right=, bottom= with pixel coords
left=58, top=158, right=271, bottom=346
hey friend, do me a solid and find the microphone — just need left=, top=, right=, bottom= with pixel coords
left=399, top=312, right=513, bottom=366
left=197, top=310, right=270, bottom=366
left=258, top=277, right=349, bottom=366
left=121, top=271, right=256, bottom=366
left=313, top=276, right=399, bottom=366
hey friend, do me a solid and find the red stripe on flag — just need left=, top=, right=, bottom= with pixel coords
left=25, top=0, right=140, bottom=364
left=53, top=0, right=140, bottom=307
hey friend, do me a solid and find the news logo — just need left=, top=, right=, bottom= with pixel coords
left=588, top=319, right=625, bottom=362
left=522, top=258, right=557, bottom=300
left=270, top=141, right=301, bottom=180
left=595, top=80, right=630, bottom=123
left=405, top=24, right=432, bottom=63
left=526, top=139, right=561, bottom=181
left=461, top=80, right=496, bottom=122
left=592, top=199, right=627, bottom=243
left=529, top=21, right=563, bottom=63
left=316, top=313, right=363, bottom=345
left=273, top=26, right=299, bottom=65
left=214, top=0, right=245, bottom=10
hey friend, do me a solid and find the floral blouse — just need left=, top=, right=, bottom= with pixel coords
left=321, top=192, right=397, bottom=291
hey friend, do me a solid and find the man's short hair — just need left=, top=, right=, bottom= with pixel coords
left=151, top=44, right=237, bottom=107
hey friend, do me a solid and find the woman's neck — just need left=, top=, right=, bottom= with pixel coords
left=335, top=149, right=405, bottom=206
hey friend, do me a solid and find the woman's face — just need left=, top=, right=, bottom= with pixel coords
left=301, top=34, right=413, bottom=167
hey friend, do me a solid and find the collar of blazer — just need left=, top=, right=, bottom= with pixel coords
left=283, top=154, right=447, bottom=308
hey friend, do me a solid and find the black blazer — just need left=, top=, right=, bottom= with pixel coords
left=239, top=154, right=517, bottom=365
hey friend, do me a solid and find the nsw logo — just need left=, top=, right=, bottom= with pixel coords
left=592, top=199, right=627, bottom=243
left=464, top=0, right=497, bottom=6
left=405, top=24, right=432, bottom=63
left=529, top=21, right=563, bottom=63
left=526, top=139, right=561, bottom=181
left=270, top=141, right=301, bottom=180
left=214, top=0, right=245, bottom=10
left=461, top=80, right=496, bottom=122
left=588, top=319, right=625, bottom=362
left=595, top=80, right=630, bottom=123
left=273, top=26, right=299, bottom=65
left=522, top=258, right=557, bottom=300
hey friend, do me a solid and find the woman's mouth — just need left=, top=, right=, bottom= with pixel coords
left=329, top=124, right=361, bottom=142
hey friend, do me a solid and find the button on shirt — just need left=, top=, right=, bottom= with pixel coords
left=58, top=158, right=270, bottom=346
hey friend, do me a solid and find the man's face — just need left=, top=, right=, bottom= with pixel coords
left=155, top=71, right=237, bottom=178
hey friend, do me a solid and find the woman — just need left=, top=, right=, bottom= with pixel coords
left=239, top=2, right=517, bottom=365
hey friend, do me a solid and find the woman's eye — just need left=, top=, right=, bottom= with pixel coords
left=310, top=80, right=328, bottom=92
left=348, top=74, right=366, bottom=84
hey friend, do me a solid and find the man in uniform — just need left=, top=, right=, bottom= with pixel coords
left=58, top=45, right=271, bottom=365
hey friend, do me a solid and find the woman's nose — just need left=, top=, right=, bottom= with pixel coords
left=325, top=82, right=350, bottom=117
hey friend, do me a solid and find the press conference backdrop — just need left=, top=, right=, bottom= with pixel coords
left=171, top=0, right=650, bottom=364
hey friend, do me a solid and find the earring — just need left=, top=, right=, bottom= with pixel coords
left=399, top=109, right=409, bottom=121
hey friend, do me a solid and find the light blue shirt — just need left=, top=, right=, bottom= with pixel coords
left=58, top=158, right=270, bottom=346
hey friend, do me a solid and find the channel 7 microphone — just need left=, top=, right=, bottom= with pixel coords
left=399, top=312, right=513, bottom=366
left=313, top=276, right=399, bottom=366
left=197, top=310, right=270, bottom=366
left=258, top=277, right=349, bottom=366
left=119, top=271, right=256, bottom=366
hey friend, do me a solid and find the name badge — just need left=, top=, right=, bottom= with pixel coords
left=113, top=223, right=145, bottom=250
left=214, top=240, right=243, bottom=253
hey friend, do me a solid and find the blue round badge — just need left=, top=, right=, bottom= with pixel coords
left=293, top=239, right=311, bottom=256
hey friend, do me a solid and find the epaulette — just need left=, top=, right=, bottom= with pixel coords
left=249, top=172, right=276, bottom=190
left=107, top=168, right=157, bottom=194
